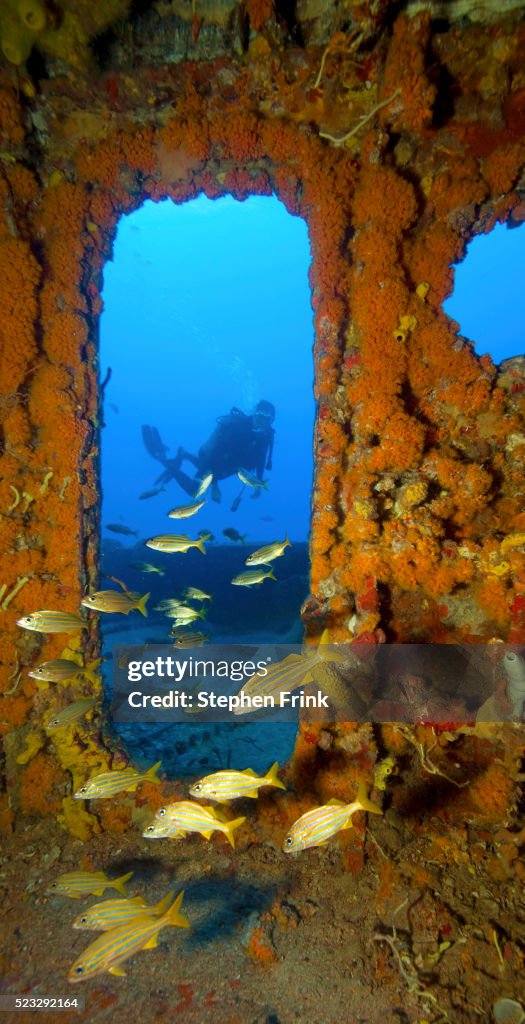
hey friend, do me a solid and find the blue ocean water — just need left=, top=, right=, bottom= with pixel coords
left=443, top=221, right=524, bottom=362
left=99, top=194, right=314, bottom=772
left=100, top=194, right=314, bottom=543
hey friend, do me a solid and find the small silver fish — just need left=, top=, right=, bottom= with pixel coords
left=17, top=611, right=87, bottom=634
left=245, top=536, right=291, bottom=565
left=46, top=698, right=97, bottom=731
left=29, top=658, right=101, bottom=684
left=167, top=499, right=206, bottom=518
left=194, top=473, right=213, bottom=499
left=106, top=524, right=138, bottom=536
left=237, top=469, right=268, bottom=489
left=168, top=606, right=207, bottom=626
left=231, top=567, right=276, bottom=586
left=171, top=630, right=210, bottom=648
left=184, top=587, right=212, bottom=602
left=139, top=487, right=166, bottom=500
left=129, top=562, right=165, bottom=575
left=145, top=535, right=207, bottom=554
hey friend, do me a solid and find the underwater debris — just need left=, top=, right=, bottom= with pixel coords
left=371, top=904, right=456, bottom=1024
left=319, top=88, right=401, bottom=146
left=492, top=999, right=525, bottom=1024
left=502, top=652, right=525, bottom=719
left=58, top=476, right=71, bottom=500
left=21, top=491, right=34, bottom=513
left=38, top=470, right=53, bottom=494
left=0, top=574, right=29, bottom=610
left=6, top=484, right=20, bottom=512
left=392, top=725, right=470, bottom=788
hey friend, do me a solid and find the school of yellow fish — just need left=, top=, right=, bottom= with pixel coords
left=17, top=474, right=383, bottom=983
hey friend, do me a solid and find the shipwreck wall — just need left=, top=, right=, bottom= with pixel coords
left=0, top=0, right=524, bottom=840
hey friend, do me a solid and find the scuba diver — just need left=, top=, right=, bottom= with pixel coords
left=142, top=401, right=275, bottom=508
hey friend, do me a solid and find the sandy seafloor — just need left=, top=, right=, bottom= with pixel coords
left=2, top=539, right=524, bottom=1022
left=1, top=791, right=525, bottom=1024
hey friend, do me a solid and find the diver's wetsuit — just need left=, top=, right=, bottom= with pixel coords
left=142, top=410, right=274, bottom=499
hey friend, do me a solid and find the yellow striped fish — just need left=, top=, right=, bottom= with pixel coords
left=154, top=598, right=186, bottom=614
left=142, top=821, right=185, bottom=840
left=145, top=801, right=246, bottom=848
left=145, top=535, right=207, bottom=554
left=48, top=870, right=133, bottom=899
left=81, top=590, right=150, bottom=616
left=232, top=631, right=348, bottom=716
left=194, top=473, right=213, bottom=499
left=168, top=607, right=207, bottom=628
left=45, top=698, right=97, bottom=731
left=283, top=782, right=382, bottom=853
left=231, top=567, right=276, bottom=586
left=167, top=499, right=206, bottom=518
left=171, top=630, right=210, bottom=648
left=129, top=562, right=165, bottom=575
left=68, top=891, right=189, bottom=981
left=245, top=536, right=291, bottom=565
left=28, top=658, right=101, bottom=684
left=184, top=587, right=212, bottom=602
left=73, top=890, right=174, bottom=931
left=189, top=762, right=286, bottom=802
left=237, top=469, right=268, bottom=489
left=17, top=610, right=87, bottom=633
left=74, top=761, right=162, bottom=800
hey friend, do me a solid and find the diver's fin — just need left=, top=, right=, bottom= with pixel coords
left=142, top=425, right=169, bottom=463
